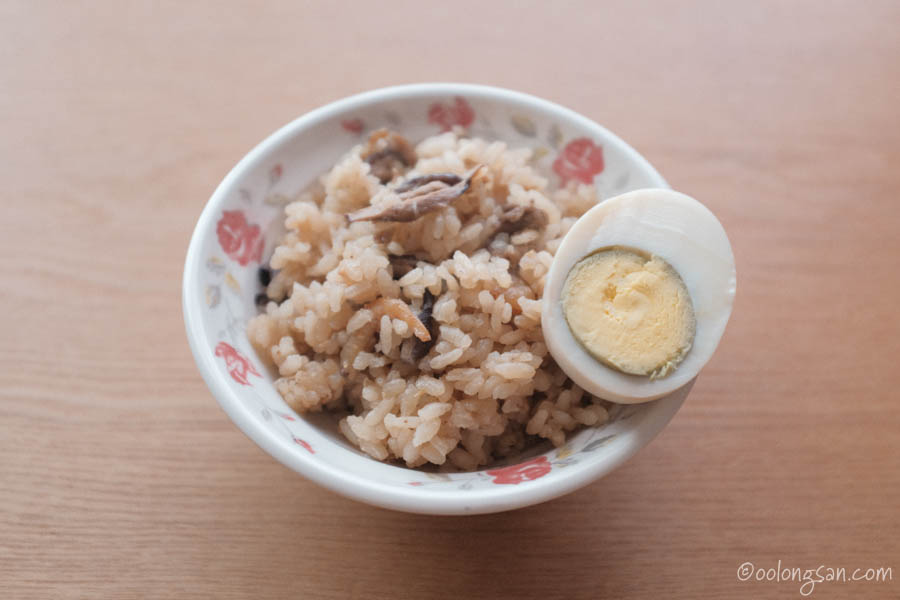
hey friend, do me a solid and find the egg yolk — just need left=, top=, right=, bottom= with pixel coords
left=561, top=247, right=696, bottom=379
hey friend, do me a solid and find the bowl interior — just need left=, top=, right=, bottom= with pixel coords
left=183, top=84, right=687, bottom=513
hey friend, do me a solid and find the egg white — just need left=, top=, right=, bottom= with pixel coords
left=542, top=188, right=736, bottom=403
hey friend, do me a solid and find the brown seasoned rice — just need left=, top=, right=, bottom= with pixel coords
left=247, top=130, right=610, bottom=469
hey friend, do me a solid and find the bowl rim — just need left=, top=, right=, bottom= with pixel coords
left=182, top=82, right=683, bottom=515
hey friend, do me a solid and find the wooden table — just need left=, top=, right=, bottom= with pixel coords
left=4, top=2, right=899, bottom=598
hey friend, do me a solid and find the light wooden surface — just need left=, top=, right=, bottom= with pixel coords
left=3, top=1, right=899, bottom=598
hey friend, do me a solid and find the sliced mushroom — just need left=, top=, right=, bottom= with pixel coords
left=394, top=172, right=463, bottom=193
left=411, top=290, right=439, bottom=361
left=374, top=228, right=395, bottom=244
left=389, top=254, right=420, bottom=279
left=497, top=204, right=548, bottom=235
left=361, top=129, right=417, bottom=184
left=346, top=165, right=485, bottom=224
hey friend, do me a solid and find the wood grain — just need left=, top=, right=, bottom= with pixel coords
left=2, top=1, right=899, bottom=598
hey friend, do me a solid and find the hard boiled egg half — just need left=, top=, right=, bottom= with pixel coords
left=542, top=188, right=736, bottom=403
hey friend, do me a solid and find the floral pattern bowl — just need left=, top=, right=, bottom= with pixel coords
left=182, top=83, right=689, bottom=515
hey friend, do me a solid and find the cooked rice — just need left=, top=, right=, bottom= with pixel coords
left=247, top=130, right=610, bottom=468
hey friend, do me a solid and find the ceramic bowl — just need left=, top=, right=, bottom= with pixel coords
left=182, top=83, right=688, bottom=515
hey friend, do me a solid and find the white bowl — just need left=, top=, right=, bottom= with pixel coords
left=182, top=83, right=688, bottom=515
